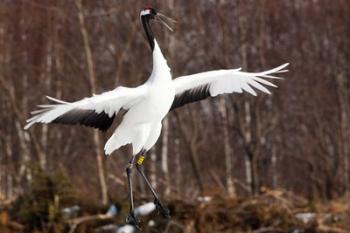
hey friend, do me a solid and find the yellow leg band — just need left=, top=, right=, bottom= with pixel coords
left=137, top=155, right=145, bottom=165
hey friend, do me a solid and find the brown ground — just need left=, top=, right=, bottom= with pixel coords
left=1, top=188, right=349, bottom=233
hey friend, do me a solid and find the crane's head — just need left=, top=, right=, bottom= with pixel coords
left=140, top=7, right=157, bottom=19
left=140, top=7, right=176, bottom=32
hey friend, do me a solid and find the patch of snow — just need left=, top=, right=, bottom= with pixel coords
left=134, top=202, right=156, bottom=216
left=117, top=225, right=135, bottom=233
left=197, top=196, right=212, bottom=203
left=148, top=220, right=155, bottom=227
left=106, top=204, right=118, bottom=217
left=291, top=229, right=304, bottom=233
left=94, top=223, right=118, bottom=233
left=295, top=212, right=316, bottom=224
left=61, top=205, right=80, bottom=219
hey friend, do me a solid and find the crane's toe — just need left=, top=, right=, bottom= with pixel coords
left=154, top=198, right=170, bottom=218
left=126, top=211, right=140, bottom=229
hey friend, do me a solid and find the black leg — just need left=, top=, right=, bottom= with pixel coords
left=136, top=154, right=170, bottom=218
left=125, top=155, right=140, bottom=228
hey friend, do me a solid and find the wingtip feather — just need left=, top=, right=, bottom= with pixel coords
left=46, top=96, right=68, bottom=104
left=24, top=122, right=33, bottom=130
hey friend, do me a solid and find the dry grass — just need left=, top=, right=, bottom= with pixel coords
left=1, top=189, right=350, bottom=233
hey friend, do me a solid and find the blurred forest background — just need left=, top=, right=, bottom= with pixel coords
left=1, top=0, right=350, bottom=232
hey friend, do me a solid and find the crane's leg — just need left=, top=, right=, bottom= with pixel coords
left=136, top=154, right=170, bottom=218
left=125, top=155, right=140, bottom=228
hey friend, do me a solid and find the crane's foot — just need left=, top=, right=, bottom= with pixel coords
left=154, top=198, right=170, bottom=218
left=126, top=211, right=140, bottom=229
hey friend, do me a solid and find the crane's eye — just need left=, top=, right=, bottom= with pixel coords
left=150, top=9, right=157, bottom=15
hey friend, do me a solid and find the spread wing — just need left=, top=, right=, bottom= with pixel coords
left=170, top=63, right=288, bottom=110
left=24, top=86, right=147, bottom=131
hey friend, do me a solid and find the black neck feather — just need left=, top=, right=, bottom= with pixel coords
left=142, top=16, right=155, bottom=51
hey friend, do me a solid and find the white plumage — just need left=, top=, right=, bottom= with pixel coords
left=25, top=8, right=288, bottom=226
left=173, top=64, right=287, bottom=97
left=25, top=39, right=287, bottom=155
left=25, top=86, right=145, bottom=128
left=25, top=9, right=288, bottom=157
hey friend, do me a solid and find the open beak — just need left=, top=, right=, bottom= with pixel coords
left=155, top=12, right=176, bottom=32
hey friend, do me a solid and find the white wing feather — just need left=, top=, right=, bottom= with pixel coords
left=24, top=86, right=147, bottom=130
left=173, top=63, right=288, bottom=98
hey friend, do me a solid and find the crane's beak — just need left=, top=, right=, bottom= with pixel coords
left=155, top=12, right=176, bottom=32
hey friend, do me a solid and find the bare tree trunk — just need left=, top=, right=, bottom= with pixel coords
left=244, top=153, right=253, bottom=194
left=238, top=6, right=257, bottom=195
left=94, top=133, right=108, bottom=205
left=175, top=111, right=204, bottom=193
left=160, top=0, right=176, bottom=197
left=0, top=139, right=8, bottom=200
left=39, top=34, right=54, bottom=170
left=189, top=139, right=204, bottom=194
left=3, top=135, right=14, bottom=199
left=271, top=146, right=278, bottom=188
left=0, top=81, right=30, bottom=192
left=218, top=98, right=236, bottom=198
left=161, top=117, right=171, bottom=196
left=75, top=0, right=108, bottom=205
left=336, top=73, right=350, bottom=192
left=149, top=147, right=157, bottom=189
left=215, top=0, right=237, bottom=198
left=174, top=138, right=182, bottom=196
left=243, top=87, right=254, bottom=195
left=4, top=136, right=13, bottom=199
left=0, top=71, right=47, bottom=194
left=0, top=65, right=32, bottom=191
left=15, top=121, right=31, bottom=183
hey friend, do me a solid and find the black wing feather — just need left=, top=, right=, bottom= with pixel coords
left=52, top=109, right=115, bottom=131
left=170, top=84, right=211, bottom=110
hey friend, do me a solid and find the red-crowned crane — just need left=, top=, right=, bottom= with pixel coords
left=25, top=7, right=288, bottom=227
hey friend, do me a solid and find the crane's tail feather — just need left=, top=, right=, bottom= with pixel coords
left=104, top=129, right=132, bottom=155
left=104, top=124, right=151, bottom=155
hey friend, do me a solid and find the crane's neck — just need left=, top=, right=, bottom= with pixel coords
left=142, top=16, right=155, bottom=51
left=142, top=15, right=171, bottom=83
